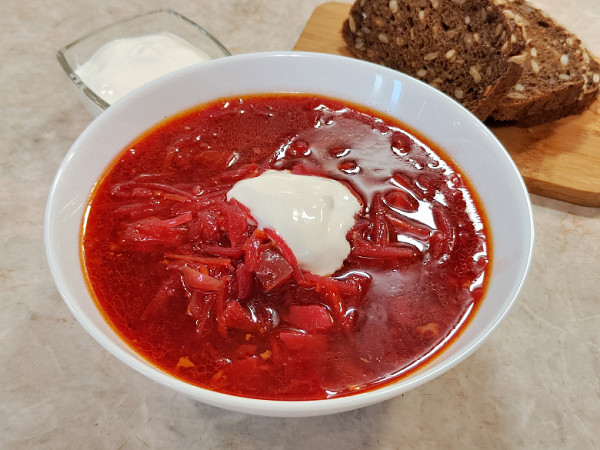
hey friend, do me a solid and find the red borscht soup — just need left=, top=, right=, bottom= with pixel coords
left=81, top=94, right=490, bottom=400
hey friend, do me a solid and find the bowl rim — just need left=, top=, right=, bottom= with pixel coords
left=46, top=51, right=534, bottom=416
left=56, top=9, right=232, bottom=113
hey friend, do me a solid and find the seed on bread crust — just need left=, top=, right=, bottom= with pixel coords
left=348, top=15, right=357, bottom=33
left=470, top=66, right=483, bottom=83
left=507, top=91, right=527, bottom=99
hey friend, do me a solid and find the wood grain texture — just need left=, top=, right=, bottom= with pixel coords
left=293, top=2, right=600, bottom=206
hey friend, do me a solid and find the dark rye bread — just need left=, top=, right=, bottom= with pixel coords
left=491, top=1, right=600, bottom=126
left=342, top=0, right=526, bottom=120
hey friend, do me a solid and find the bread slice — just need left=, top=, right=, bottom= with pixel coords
left=490, top=1, right=600, bottom=126
left=342, top=0, right=526, bottom=120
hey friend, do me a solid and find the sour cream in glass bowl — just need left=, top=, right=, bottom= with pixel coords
left=57, top=10, right=230, bottom=116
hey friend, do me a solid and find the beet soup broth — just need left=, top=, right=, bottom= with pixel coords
left=81, top=94, right=490, bottom=400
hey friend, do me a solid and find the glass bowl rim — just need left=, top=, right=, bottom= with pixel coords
left=56, top=9, right=232, bottom=113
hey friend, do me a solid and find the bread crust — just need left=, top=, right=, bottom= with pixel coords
left=342, top=0, right=599, bottom=125
left=342, top=0, right=526, bottom=121
left=490, top=1, right=600, bottom=126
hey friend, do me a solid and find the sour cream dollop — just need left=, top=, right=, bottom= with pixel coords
left=227, top=170, right=362, bottom=277
left=75, top=32, right=211, bottom=105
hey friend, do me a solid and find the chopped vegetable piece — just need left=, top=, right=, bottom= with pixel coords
left=235, top=262, right=254, bottom=300
left=370, top=193, right=389, bottom=245
left=286, top=304, right=333, bottom=332
left=118, top=212, right=193, bottom=251
left=221, top=300, right=257, bottom=332
left=384, top=189, right=420, bottom=213
left=278, top=330, right=328, bottom=353
left=254, top=248, right=293, bottom=292
left=264, top=229, right=305, bottom=284
left=222, top=200, right=251, bottom=247
left=180, top=265, right=224, bottom=292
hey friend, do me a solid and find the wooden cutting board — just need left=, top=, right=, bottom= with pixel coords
left=293, top=2, right=600, bottom=207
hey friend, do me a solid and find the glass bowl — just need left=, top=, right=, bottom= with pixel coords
left=57, top=9, right=231, bottom=117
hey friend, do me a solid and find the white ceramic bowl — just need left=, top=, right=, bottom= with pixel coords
left=45, top=52, right=534, bottom=417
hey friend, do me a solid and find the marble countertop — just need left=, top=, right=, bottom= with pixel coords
left=2, top=0, right=599, bottom=448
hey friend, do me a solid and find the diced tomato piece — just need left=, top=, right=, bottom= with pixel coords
left=223, top=200, right=251, bottom=247
left=181, top=265, right=224, bottom=292
left=242, top=229, right=268, bottom=271
left=264, top=229, right=305, bottom=284
left=235, top=262, right=254, bottom=299
left=303, top=273, right=345, bottom=321
left=350, top=233, right=417, bottom=259
left=286, top=304, right=333, bottom=332
left=189, top=210, right=220, bottom=242
left=254, top=248, right=293, bottom=292
left=221, top=300, right=257, bottom=332
left=278, top=330, right=327, bottom=353
left=331, top=272, right=371, bottom=299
